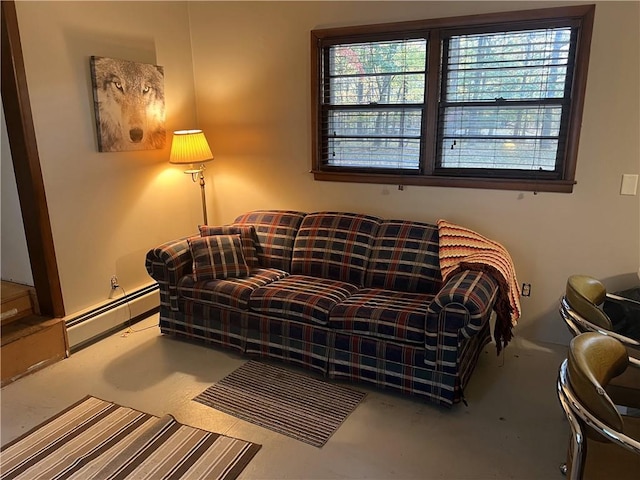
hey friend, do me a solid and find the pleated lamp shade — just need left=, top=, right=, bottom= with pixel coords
left=169, top=130, right=213, bottom=165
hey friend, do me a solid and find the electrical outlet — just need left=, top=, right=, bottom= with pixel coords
left=110, top=275, right=119, bottom=290
left=521, top=283, right=531, bottom=297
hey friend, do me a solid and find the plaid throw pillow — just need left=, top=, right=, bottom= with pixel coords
left=199, top=225, right=260, bottom=268
left=188, top=234, right=250, bottom=281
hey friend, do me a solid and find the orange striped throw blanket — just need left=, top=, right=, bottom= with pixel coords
left=437, top=219, right=521, bottom=353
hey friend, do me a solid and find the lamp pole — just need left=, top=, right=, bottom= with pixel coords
left=199, top=168, right=208, bottom=225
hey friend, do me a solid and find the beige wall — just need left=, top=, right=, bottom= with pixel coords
left=189, top=1, right=639, bottom=345
left=12, top=1, right=639, bottom=345
left=14, top=1, right=201, bottom=314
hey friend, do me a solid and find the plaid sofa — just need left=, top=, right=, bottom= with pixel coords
left=145, top=210, right=499, bottom=406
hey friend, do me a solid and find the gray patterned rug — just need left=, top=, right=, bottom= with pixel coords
left=194, top=361, right=366, bottom=447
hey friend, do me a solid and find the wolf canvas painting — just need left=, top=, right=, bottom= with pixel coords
left=90, top=56, right=166, bottom=152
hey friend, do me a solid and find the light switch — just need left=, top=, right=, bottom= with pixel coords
left=621, top=174, right=638, bottom=196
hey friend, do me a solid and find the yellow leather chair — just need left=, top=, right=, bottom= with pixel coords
left=560, top=274, right=640, bottom=407
left=557, top=332, right=640, bottom=479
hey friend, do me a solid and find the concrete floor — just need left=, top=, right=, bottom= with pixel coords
left=1, top=314, right=571, bottom=479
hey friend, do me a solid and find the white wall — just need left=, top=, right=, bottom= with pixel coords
left=188, top=1, right=640, bottom=345
left=14, top=1, right=201, bottom=315
left=1, top=99, right=34, bottom=286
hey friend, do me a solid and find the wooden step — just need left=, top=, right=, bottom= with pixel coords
left=1, top=281, right=36, bottom=325
left=1, top=314, right=69, bottom=386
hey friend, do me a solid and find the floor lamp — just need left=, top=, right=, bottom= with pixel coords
left=169, top=129, right=214, bottom=225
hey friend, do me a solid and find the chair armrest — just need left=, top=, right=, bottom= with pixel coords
left=425, top=270, right=499, bottom=372
left=145, top=237, right=194, bottom=311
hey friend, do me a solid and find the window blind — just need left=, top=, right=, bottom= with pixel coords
left=322, top=39, right=427, bottom=170
left=438, top=27, right=575, bottom=172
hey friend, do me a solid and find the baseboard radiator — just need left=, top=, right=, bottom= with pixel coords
left=65, top=283, right=159, bottom=352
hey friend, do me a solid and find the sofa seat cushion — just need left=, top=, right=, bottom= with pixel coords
left=178, top=268, right=289, bottom=310
left=329, top=288, right=433, bottom=345
left=249, top=275, right=359, bottom=326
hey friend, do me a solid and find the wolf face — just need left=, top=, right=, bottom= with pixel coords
left=91, top=56, right=166, bottom=152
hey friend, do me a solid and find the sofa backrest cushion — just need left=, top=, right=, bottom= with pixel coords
left=365, top=220, right=442, bottom=294
left=233, top=210, right=306, bottom=271
left=291, top=212, right=381, bottom=286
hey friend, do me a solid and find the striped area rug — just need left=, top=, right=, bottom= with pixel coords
left=194, top=361, right=366, bottom=447
left=0, top=396, right=261, bottom=480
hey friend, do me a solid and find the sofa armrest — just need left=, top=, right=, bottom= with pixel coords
left=145, top=237, right=194, bottom=311
left=425, top=270, right=499, bottom=372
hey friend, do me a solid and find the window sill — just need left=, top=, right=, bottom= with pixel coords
left=311, top=170, right=576, bottom=193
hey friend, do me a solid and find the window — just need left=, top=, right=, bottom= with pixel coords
left=324, top=39, right=427, bottom=171
left=311, top=5, right=595, bottom=192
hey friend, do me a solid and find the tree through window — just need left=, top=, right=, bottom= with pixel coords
left=325, top=39, right=426, bottom=170
left=311, top=5, right=595, bottom=193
